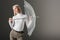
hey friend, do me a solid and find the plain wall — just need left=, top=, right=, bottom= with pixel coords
left=26, top=0, right=60, bottom=40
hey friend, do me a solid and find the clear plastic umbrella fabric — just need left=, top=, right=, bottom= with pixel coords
left=24, top=0, right=36, bottom=36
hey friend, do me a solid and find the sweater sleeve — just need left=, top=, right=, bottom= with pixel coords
left=8, top=17, right=15, bottom=29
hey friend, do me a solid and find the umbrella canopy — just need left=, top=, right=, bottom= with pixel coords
left=24, top=0, right=36, bottom=36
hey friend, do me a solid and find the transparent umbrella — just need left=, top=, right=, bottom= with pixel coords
left=24, top=0, right=36, bottom=36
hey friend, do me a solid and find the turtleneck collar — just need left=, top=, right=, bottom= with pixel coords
left=16, top=12, right=23, bottom=16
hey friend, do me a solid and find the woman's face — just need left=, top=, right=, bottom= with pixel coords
left=13, top=7, right=19, bottom=14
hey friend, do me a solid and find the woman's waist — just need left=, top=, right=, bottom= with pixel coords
left=12, top=28, right=24, bottom=33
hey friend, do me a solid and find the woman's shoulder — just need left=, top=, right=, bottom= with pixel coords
left=12, top=14, right=27, bottom=20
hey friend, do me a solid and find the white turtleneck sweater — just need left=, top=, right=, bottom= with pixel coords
left=9, top=13, right=27, bottom=31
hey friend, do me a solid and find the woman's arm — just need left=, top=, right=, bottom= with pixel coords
left=8, top=18, right=15, bottom=29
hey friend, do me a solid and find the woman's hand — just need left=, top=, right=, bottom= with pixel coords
left=8, top=18, right=13, bottom=23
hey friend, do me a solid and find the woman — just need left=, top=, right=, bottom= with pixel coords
left=8, top=4, right=28, bottom=40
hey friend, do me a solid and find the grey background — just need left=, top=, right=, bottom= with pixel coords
left=26, top=0, right=60, bottom=40
left=1, top=0, right=60, bottom=40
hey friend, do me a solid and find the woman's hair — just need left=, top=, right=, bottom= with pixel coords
left=12, top=4, right=22, bottom=13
